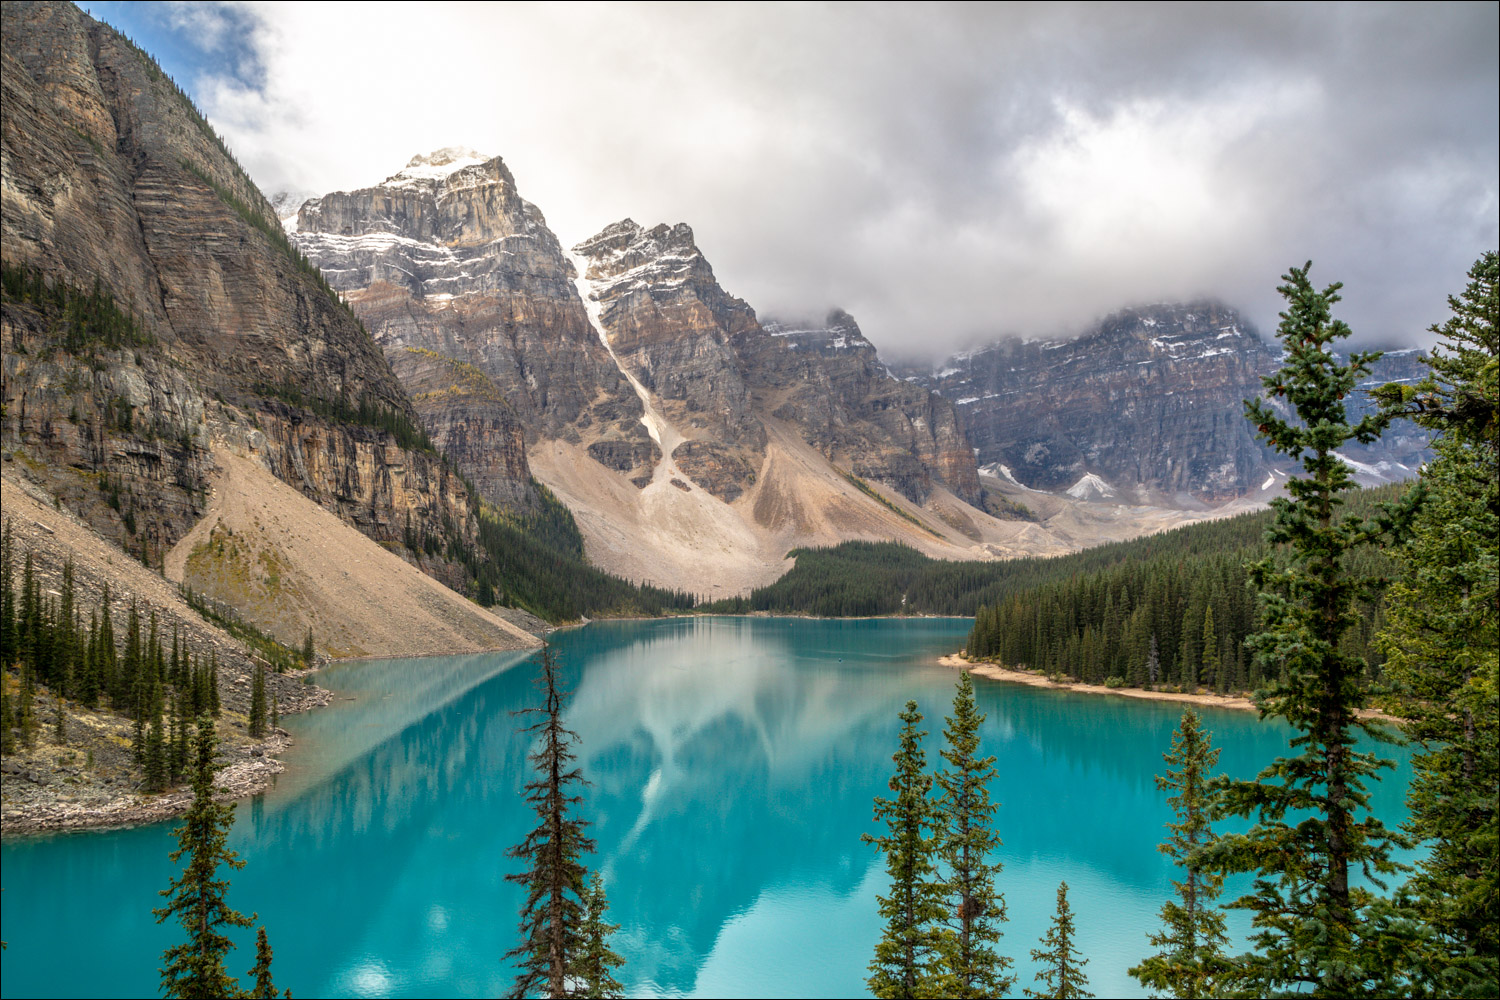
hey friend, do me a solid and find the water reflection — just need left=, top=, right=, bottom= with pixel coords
left=0, top=617, right=1414, bottom=1000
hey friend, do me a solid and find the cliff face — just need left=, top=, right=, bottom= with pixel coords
left=292, top=149, right=654, bottom=505
left=749, top=311, right=982, bottom=506
left=902, top=303, right=1283, bottom=503
left=1, top=2, right=478, bottom=572
left=903, top=303, right=1431, bottom=503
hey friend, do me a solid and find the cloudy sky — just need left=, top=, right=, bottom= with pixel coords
left=93, top=1, right=1497, bottom=361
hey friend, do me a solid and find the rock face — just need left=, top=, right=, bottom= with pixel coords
left=750, top=311, right=981, bottom=506
left=902, top=303, right=1284, bottom=503
left=572, top=221, right=981, bottom=506
left=1, top=2, right=481, bottom=580
left=292, top=150, right=654, bottom=506
left=903, top=303, right=1432, bottom=502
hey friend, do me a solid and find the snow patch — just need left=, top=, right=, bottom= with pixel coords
left=1065, top=473, right=1117, bottom=500
left=1261, top=474, right=1275, bottom=490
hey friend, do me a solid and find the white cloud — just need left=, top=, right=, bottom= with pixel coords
left=187, top=2, right=1497, bottom=361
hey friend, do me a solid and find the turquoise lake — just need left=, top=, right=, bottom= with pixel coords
left=0, top=616, right=1418, bottom=998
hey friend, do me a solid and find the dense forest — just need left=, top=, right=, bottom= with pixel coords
left=704, top=485, right=1402, bottom=692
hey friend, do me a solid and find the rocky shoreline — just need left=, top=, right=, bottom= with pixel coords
left=2, top=681, right=333, bottom=836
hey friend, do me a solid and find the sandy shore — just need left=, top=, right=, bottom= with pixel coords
left=938, top=654, right=1261, bottom=712
left=939, top=653, right=1403, bottom=722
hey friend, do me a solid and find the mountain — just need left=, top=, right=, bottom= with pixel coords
left=1, top=2, right=537, bottom=652
left=293, top=157, right=1038, bottom=593
left=900, top=302, right=1430, bottom=505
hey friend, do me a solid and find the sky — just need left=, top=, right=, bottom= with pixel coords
left=89, top=1, right=1498, bottom=362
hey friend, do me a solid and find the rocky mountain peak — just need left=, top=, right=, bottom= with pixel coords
left=572, top=219, right=715, bottom=294
left=296, top=149, right=537, bottom=249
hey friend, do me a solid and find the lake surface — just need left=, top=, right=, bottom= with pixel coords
left=1, top=616, right=1417, bottom=998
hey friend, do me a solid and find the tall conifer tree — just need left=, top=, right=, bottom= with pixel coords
left=935, top=672, right=1012, bottom=998
left=1213, top=262, right=1413, bottom=996
left=1374, top=250, right=1499, bottom=995
left=865, top=699, right=946, bottom=999
left=504, top=645, right=596, bottom=999
left=155, top=714, right=254, bottom=998
left=1130, top=709, right=1228, bottom=998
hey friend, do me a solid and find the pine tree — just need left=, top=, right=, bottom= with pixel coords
left=504, top=645, right=596, bottom=999
left=154, top=714, right=254, bottom=998
left=248, top=664, right=268, bottom=739
left=1026, top=882, right=1092, bottom=999
left=1213, top=262, right=1414, bottom=996
left=1129, top=709, right=1228, bottom=998
left=1374, top=249, right=1498, bottom=995
left=301, top=627, right=314, bottom=666
left=935, top=672, right=1013, bottom=998
left=246, top=926, right=285, bottom=999
left=865, top=699, right=947, bottom=999
left=574, top=874, right=625, bottom=999
left=52, top=693, right=66, bottom=745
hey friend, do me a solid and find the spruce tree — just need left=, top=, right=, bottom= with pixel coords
left=1026, top=882, right=1092, bottom=999
left=575, top=874, right=625, bottom=999
left=935, top=672, right=1013, bottom=998
left=155, top=713, right=254, bottom=998
left=1374, top=249, right=1498, bottom=995
left=301, top=627, right=314, bottom=666
left=246, top=926, right=285, bottom=999
left=249, top=664, right=268, bottom=739
left=865, top=699, right=946, bottom=999
left=1198, top=606, right=1219, bottom=694
left=1, top=518, right=15, bottom=665
left=1212, top=262, right=1413, bottom=996
left=1129, top=709, right=1228, bottom=998
left=504, top=644, right=596, bottom=999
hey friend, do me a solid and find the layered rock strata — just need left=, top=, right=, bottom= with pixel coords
left=1, top=2, right=482, bottom=586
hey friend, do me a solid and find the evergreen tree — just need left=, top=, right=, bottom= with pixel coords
left=1026, top=882, right=1092, bottom=999
left=1, top=519, right=15, bottom=665
left=154, top=714, right=254, bottom=999
left=18, top=662, right=37, bottom=749
left=246, top=926, right=285, bottom=999
left=1375, top=249, right=1498, bottom=995
left=1212, top=262, right=1414, bottom=996
left=935, top=672, right=1013, bottom=998
left=301, top=627, right=314, bottom=666
left=248, top=664, right=268, bottom=739
left=574, top=874, right=625, bottom=999
left=1129, top=709, right=1229, bottom=998
left=865, top=699, right=947, bottom=999
left=1, top=674, right=14, bottom=754
left=53, top=693, right=66, bottom=745
left=504, top=645, right=596, bottom=999
left=1198, top=606, right=1220, bottom=693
